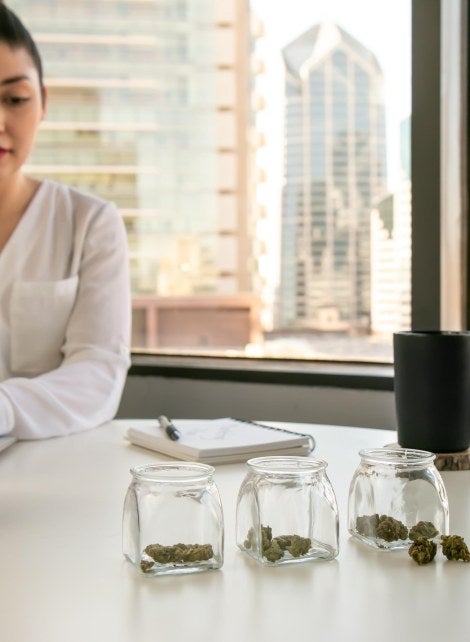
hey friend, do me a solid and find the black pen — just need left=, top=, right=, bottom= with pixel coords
left=157, top=415, right=181, bottom=441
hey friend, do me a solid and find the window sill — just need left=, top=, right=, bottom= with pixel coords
left=129, top=353, right=394, bottom=391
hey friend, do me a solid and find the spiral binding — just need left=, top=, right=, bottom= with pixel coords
left=230, top=418, right=315, bottom=453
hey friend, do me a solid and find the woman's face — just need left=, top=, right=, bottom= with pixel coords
left=0, top=42, right=46, bottom=183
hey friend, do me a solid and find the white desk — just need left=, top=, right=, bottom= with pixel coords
left=0, top=420, right=468, bottom=642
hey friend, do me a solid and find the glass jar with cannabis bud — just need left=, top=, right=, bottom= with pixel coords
left=122, top=462, right=224, bottom=576
left=348, top=448, right=449, bottom=550
left=236, top=456, right=339, bottom=565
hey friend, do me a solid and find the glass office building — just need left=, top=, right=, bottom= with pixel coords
left=278, top=23, right=387, bottom=333
left=10, top=0, right=262, bottom=350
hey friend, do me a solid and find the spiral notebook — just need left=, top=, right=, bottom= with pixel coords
left=126, top=418, right=315, bottom=464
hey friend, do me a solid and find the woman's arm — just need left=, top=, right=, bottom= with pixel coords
left=0, top=201, right=131, bottom=440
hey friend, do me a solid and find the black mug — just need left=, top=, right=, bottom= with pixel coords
left=393, top=331, right=470, bottom=453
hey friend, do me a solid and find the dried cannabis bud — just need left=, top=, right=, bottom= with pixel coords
left=261, top=524, right=273, bottom=552
left=263, top=539, right=284, bottom=562
left=258, top=524, right=283, bottom=562
left=286, top=535, right=311, bottom=558
left=356, top=514, right=408, bottom=542
left=244, top=525, right=311, bottom=562
left=441, top=535, right=470, bottom=562
left=407, top=531, right=470, bottom=565
left=244, top=527, right=255, bottom=550
left=243, top=525, right=271, bottom=550
left=408, top=537, right=437, bottom=565
left=376, top=516, right=408, bottom=542
left=141, top=542, right=214, bottom=570
left=409, top=521, right=439, bottom=542
left=140, top=559, right=155, bottom=573
left=356, top=514, right=380, bottom=538
left=274, top=535, right=292, bottom=550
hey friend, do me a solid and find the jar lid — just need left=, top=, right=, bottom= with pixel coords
left=247, top=456, right=327, bottom=475
left=130, top=462, right=215, bottom=483
left=359, top=447, right=435, bottom=467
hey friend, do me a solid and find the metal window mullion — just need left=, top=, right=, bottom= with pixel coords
left=411, top=0, right=441, bottom=330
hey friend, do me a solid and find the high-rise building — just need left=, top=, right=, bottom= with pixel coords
left=12, top=0, right=263, bottom=350
left=277, top=23, right=387, bottom=333
left=370, top=117, right=411, bottom=335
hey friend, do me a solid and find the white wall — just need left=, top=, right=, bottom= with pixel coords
left=117, top=375, right=397, bottom=430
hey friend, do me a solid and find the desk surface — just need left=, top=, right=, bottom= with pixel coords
left=1, top=420, right=469, bottom=642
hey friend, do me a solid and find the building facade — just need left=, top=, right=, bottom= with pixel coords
left=277, top=23, right=387, bottom=333
left=370, top=117, right=411, bottom=335
left=11, top=0, right=263, bottom=350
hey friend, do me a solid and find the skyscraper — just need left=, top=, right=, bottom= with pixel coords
left=278, top=23, right=387, bottom=333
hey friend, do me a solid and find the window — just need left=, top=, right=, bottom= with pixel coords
left=14, top=0, right=466, bottom=368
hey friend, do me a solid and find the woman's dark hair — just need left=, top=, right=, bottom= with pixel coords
left=0, top=3, right=45, bottom=98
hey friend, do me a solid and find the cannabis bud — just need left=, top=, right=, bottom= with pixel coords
left=244, top=524, right=272, bottom=551
left=273, top=534, right=311, bottom=557
left=141, top=542, right=214, bottom=571
left=259, top=524, right=282, bottom=562
left=245, top=525, right=312, bottom=562
left=263, top=539, right=284, bottom=562
left=140, top=559, right=155, bottom=573
left=244, top=527, right=255, bottom=550
left=356, top=514, right=380, bottom=538
left=261, top=524, right=273, bottom=552
left=356, top=514, right=408, bottom=542
left=441, top=535, right=470, bottom=562
left=286, top=535, right=311, bottom=558
left=408, top=537, right=437, bottom=565
left=376, top=516, right=408, bottom=542
left=409, top=521, right=439, bottom=541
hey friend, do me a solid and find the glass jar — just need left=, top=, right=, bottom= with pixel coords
left=236, top=456, right=339, bottom=565
left=122, top=462, right=224, bottom=575
left=348, top=448, right=449, bottom=550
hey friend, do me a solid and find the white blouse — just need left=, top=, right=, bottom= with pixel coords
left=0, top=179, right=131, bottom=439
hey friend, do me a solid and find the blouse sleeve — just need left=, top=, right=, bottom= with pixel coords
left=0, top=202, right=131, bottom=440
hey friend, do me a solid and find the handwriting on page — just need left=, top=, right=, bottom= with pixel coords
left=181, top=422, right=247, bottom=442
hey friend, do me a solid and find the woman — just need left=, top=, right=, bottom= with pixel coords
left=0, top=3, right=131, bottom=439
